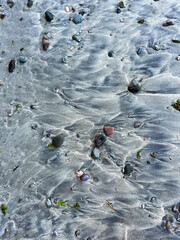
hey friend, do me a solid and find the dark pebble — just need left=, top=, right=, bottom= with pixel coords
left=75, top=230, right=80, bottom=237
left=108, top=51, right=114, bottom=57
left=45, top=11, right=54, bottom=22
left=19, top=56, right=26, bottom=63
left=128, top=79, right=141, bottom=93
left=138, top=19, right=145, bottom=24
left=31, top=124, right=38, bottom=130
left=72, top=34, right=81, bottom=42
left=79, top=10, right=86, bottom=16
left=116, top=159, right=121, bottom=166
left=27, top=0, right=33, bottom=8
left=0, top=14, right=6, bottom=20
left=117, top=8, right=121, bottom=14
left=94, top=134, right=106, bottom=147
left=147, top=161, right=150, bottom=164
left=117, top=1, right=125, bottom=8
left=52, top=135, right=64, bottom=148
left=171, top=100, right=180, bottom=111
left=123, top=163, right=133, bottom=175
left=73, top=14, right=83, bottom=24
left=137, top=48, right=142, bottom=55
left=134, top=121, right=142, bottom=128
left=30, top=105, right=36, bottom=109
left=162, top=20, right=174, bottom=27
left=80, top=174, right=89, bottom=181
left=8, top=60, right=15, bottom=72
left=7, top=0, right=14, bottom=8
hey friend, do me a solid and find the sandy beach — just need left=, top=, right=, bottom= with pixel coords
left=0, top=0, right=180, bottom=239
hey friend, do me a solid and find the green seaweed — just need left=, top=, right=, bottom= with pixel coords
left=1, top=204, right=7, bottom=216
left=16, top=103, right=21, bottom=111
left=152, top=11, right=156, bottom=14
left=20, top=48, right=24, bottom=51
left=15, top=238, right=23, bottom=240
left=138, top=19, right=145, bottom=24
left=58, top=201, right=81, bottom=209
left=171, top=99, right=180, bottom=111
left=137, top=150, right=143, bottom=159
left=0, top=150, right=2, bottom=153
left=3, top=94, right=6, bottom=99
left=48, top=143, right=54, bottom=148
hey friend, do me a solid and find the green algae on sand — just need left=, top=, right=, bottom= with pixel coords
left=171, top=100, right=180, bottom=111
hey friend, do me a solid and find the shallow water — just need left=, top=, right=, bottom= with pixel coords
left=0, top=0, right=180, bottom=239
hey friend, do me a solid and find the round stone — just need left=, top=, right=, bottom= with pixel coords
left=94, top=134, right=106, bottom=147
left=73, top=15, right=83, bottom=24
left=52, top=135, right=64, bottom=148
left=116, top=160, right=121, bottom=166
left=128, top=79, right=141, bottom=93
left=108, top=51, right=114, bottom=57
left=27, top=0, right=33, bottom=8
left=80, top=174, right=89, bottom=181
left=123, top=164, right=133, bottom=175
left=19, top=56, right=26, bottom=63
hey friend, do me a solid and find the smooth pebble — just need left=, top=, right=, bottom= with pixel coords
left=52, top=135, right=64, bottom=148
left=45, top=11, right=54, bottom=22
left=103, top=126, right=114, bottom=135
left=94, top=134, right=106, bottom=147
left=80, top=174, right=89, bottom=181
left=73, top=15, right=83, bottom=24
left=8, top=60, right=15, bottom=72
left=92, top=148, right=100, bottom=159
left=128, top=79, right=141, bottom=93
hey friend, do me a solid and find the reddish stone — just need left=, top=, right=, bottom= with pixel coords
left=103, top=126, right=114, bottom=136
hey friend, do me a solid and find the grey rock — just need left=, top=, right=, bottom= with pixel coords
left=128, top=79, right=141, bottom=93
left=134, top=121, right=142, bottom=128
left=52, top=135, right=64, bottom=148
left=73, top=15, right=83, bottom=24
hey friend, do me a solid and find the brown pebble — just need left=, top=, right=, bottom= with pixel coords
left=164, top=220, right=172, bottom=229
left=72, top=7, right=76, bottom=12
left=0, top=81, right=3, bottom=86
left=42, top=35, right=49, bottom=51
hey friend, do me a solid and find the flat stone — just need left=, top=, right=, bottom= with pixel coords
left=8, top=60, right=15, bottom=72
left=92, top=148, right=100, bottom=159
left=128, top=79, right=141, bottom=93
left=134, top=121, right=142, bottom=128
left=137, top=48, right=142, bottom=55
left=103, top=126, right=114, bottom=135
left=52, top=135, right=64, bottom=148
left=110, top=153, right=116, bottom=159
left=42, top=35, right=49, bottom=51
left=162, top=20, right=174, bottom=26
left=123, top=164, right=133, bottom=175
left=45, top=11, right=54, bottom=22
left=94, top=134, right=106, bottom=147
left=116, top=160, right=121, bottom=166
left=73, top=15, right=83, bottom=24
left=46, top=199, right=52, bottom=208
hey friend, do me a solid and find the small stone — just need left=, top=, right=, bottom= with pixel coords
left=152, top=44, right=161, bottom=51
left=8, top=60, right=15, bottom=72
left=123, top=163, right=133, bottom=175
left=42, top=35, right=49, bottom=51
left=46, top=199, right=52, bottom=208
left=65, top=6, right=69, bottom=13
left=75, top=230, right=80, bottom=237
left=30, top=105, right=36, bottom=109
left=52, top=135, right=64, bottom=148
left=134, top=121, right=142, bottom=128
left=0, top=81, right=3, bottom=86
left=108, top=51, right=114, bottom=57
left=103, top=126, right=114, bottom=135
left=62, top=57, right=68, bottom=64
left=117, top=1, right=125, bottom=8
left=7, top=0, right=14, bottom=8
left=79, top=10, right=86, bottom=16
left=110, top=153, right=116, bottom=159
left=72, top=34, right=81, bottom=42
left=94, top=134, right=106, bottom=147
left=27, top=0, right=33, bottom=8
left=53, top=231, right=58, bottom=236
left=73, top=15, right=83, bottom=24
left=137, top=48, right=142, bottom=55
left=19, top=56, right=26, bottom=63
left=176, top=56, right=180, bottom=61
left=45, top=11, right=54, bottom=22
left=116, top=159, right=121, bottom=166
left=76, top=170, right=84, bottom=177
left=164, top=220, right=172, bottom=229
left=0, top=14, right=6, bottom=20
left=162, top=20, right=174, bottom=27
left=128, top=79, right=141, bottom=93
left=117, top=7, right=121, bottom=14
left=72, top=7, right=76, bottom=12
left=80, top=174, right=89, bottom=181
left=92, top=148, right=100, bottom=159
left=138, top=19, right=145, bottom=24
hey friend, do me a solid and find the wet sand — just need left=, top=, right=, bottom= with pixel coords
left=0, top=0, right=180, bottom=239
